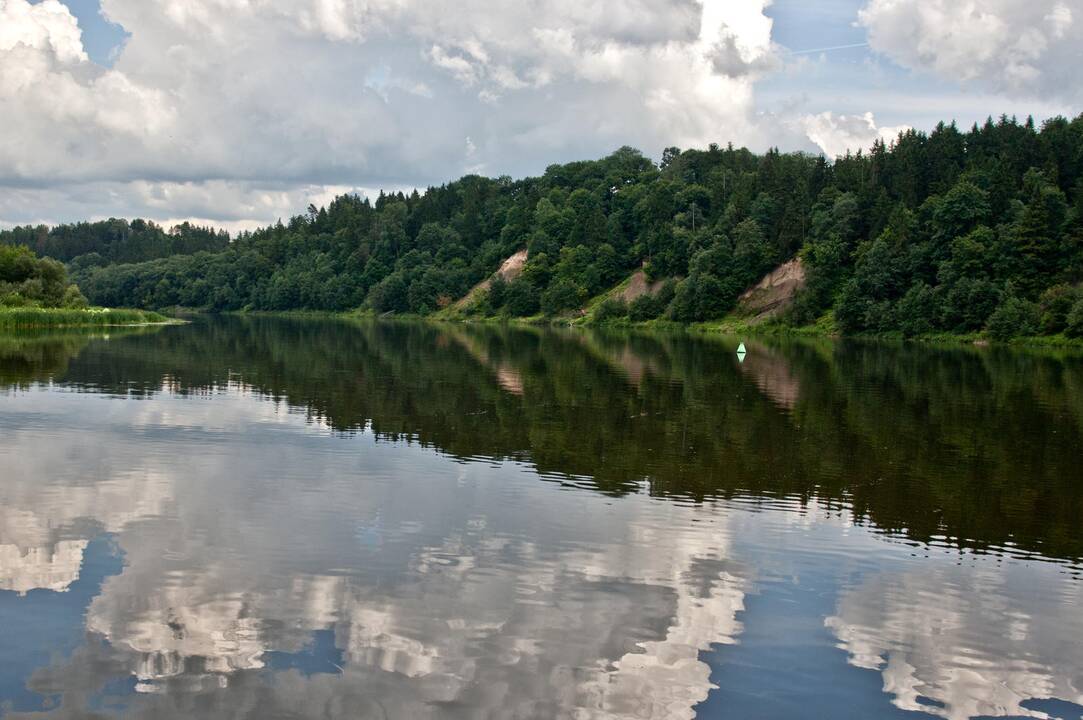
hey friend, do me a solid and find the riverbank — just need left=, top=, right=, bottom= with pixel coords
left=687, top=315, right=1083, bottom=350
left=447, top=310, right=1083, bottom=350
left=175, top=308, right=1083, bottom=350
left=0, top=307, right=172, bottom=329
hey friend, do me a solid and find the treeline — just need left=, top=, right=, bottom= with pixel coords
left=0, top=244, right=87, bottom=309
left=0, top=219, right=229, bottom=266
left=16, top=114, right=1083, bottom=339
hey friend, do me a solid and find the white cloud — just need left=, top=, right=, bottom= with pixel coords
left=6, top=0, right=1072, bottom=229
left=858, top=0, right=1082, bottom=101
left=0, top=0, right=86, bottom=63
left=0, top=0, right=787, bottom=229
left=801, top=111, right=909, bottom=158
left=0, top=180, right=408, bottom=233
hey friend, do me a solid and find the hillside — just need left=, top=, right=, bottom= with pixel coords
left=735, top=258, right=806, bottom=323
left=6, top=114, right=1083, bottom=341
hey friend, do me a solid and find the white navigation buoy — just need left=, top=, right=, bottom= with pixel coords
left=736, top=342, right=747, bottom=363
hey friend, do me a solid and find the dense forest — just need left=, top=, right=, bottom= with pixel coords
left=0, top=219, right=229, bottom=267
left=4, top=114, right=1083, bottom=339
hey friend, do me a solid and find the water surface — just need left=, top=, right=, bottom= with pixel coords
left=0, top=318, right=1081, bottom=719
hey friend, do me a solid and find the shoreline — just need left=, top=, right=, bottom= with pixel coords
left=0, top=307, right=177, bottom=330
left=186, top=309, right=1083, bottom=351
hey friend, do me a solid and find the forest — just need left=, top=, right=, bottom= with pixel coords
left=3, top=114, right=1083, bottom=340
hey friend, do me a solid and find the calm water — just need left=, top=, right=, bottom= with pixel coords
left=1, top=318, right=1082, bottom=720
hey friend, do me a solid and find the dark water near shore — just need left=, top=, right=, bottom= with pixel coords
left=1, top=317, right=1081, bottom=719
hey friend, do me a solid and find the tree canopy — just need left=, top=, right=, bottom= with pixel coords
left=0, top=244, right=86, bottom=309
left=8, top=113, right=1083, bottom=339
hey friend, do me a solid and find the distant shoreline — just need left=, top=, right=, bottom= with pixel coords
left=157, top=309, right=1083, bottom=352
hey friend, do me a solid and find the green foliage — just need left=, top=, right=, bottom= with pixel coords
left=488, top=276, right=508, bottom=310
left=541, top=279, right=585, bottom=315
left=593, top=298, right=628, bottom=323
left=0, top=218, right=228, bottom=264
left=0, top=244, right=86, bottom=309
left=897, top=283, right=938, bottom=337
left=986, top=295, right=1041, bottom=341
left=0, top=307, right=165, bottom=328
left=628, top=294, right=661, bottom=322
left=18, top=113, right=1083, bottom=338
left=1038, top=284, right=1082, bottom=334
left=504, top=279, right=540, bottom=317
left=668, top=272, right=742, bottom=322
left=1066, top=298, right=1083, bottom=338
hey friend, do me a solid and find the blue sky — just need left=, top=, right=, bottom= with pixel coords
left=53, top=0, right=126, bottom=64
left=2, top=0, right=1079, bottom=229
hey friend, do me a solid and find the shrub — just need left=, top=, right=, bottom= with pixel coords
left=367, top=272, right=408, bottom=313
left=504, top=279, right=539, bottom=317
left=896, top=283, right=937, bottom=337
left=488, top=276, right=507, bottom=309
left=986, top=296, right=1041, bottom=341
left=1066, top=298, right=1083, bottom=338
left=62, top=285, right=89, bottom=309
left=593, top=297, right=627, bottom=322
left=628, top=293, right=662, bottom=321
left=0, top=245, right=72, bottom=307
left=1, top=293, right=35, bottom=308
left=540, top=279, right=583, bottom=315
left=1038, top=284, right=1081, bottom=334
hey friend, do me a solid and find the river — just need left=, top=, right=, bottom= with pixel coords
left=0, top=317, right=1081, bottom=719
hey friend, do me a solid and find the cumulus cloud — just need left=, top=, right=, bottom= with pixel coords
left=0, top=0, right=788, bottom=227
left=0, top=0, right=85, bottom=62
left=858, top=0, right=1082, bottom=101
left=801, top=111, right=909, bottom=158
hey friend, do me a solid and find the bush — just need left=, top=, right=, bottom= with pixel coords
left=504, top=279, right=540, bottom=317
left=488, top=276, right=507, bottom=309
left=896, top=283, right=937, bottom=337
left=1066, top=298, right=1083, bottom=338
left=593, top=297, right=627, bottom=322
left=937, top=277, right=1002, bottom=333
left=367, top=272, right=408, bottom=313
left=0, top=244, right=72, bottom=308
left=1038, top=284, right=1081, bottom=334
left=628, top=279, right=677, bottom=322
left=656, top=278, right=677, bottom=308
left=62, top=285, right=89, bottom=309
left=1, top=293, right=35, bottom=308
left=667, top=272, right=739, bottom=322
left=540, top=279, right=583, bottom=315
left=628, top=293, right=662, bottom=321
left=986, top=296, right=1041, bottom=341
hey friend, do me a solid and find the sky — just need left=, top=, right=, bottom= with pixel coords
left=0, top=0, right=1080, bottom=232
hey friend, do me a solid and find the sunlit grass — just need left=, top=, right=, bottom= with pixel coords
left=0, top=307, right=169, bottom=328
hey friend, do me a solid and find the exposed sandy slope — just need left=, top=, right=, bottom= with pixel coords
left=736, top=258, right=806, bottom=322
left=614, top=270, right=669, bottom=304
left=453, top=249, right=528, bottom=311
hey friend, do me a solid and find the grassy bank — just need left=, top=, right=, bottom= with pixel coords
left=0, top=307, right=171, bottom=329
left=687, top=313, right=1083, bottom=350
